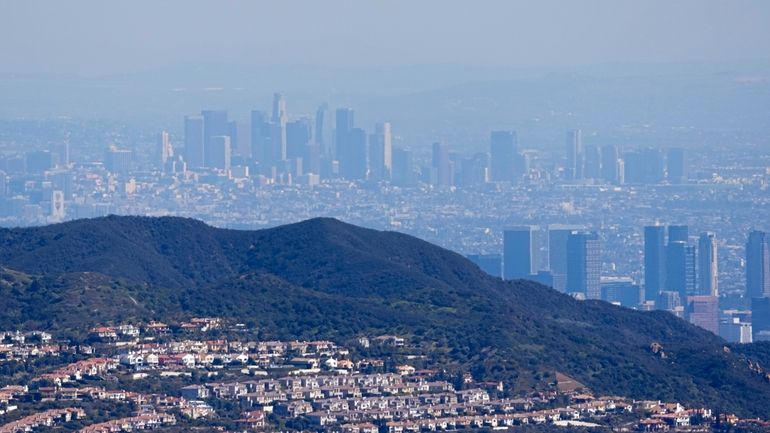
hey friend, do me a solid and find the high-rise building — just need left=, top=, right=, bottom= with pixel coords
left=601, top=278, right=642, bottom=307
left=565, top=129, right=583, bottom=180
left=623, top=148, right=665, bottom=184
left=747, top=230, right=770, bottom=299
left=207, top=136, right=231, bottom=172
left=686, top=296, right=719, bottom=335
left=272, top=93, right=287, bottom=123
left=250, top=111, right=271, bottom=166
left=335, top=108, right=355, bottom=176
left=666, top=241, right=696, bottom=298
left=104, top=147, right=132, bottom=175
left=698, top=232, right=718, bottom=296
left=467, top=254, right=502, bottom=278
left=369, top=123, right=392, bottom=181
left=315, top=104, right=333, bottom=160
left=228, top=121, right=251, bottom=159
left=668, top=225, right=689, bottom=244
left=644, top=225, right=667, bottom=301
left=184, top=116, right=205, bottom=169
left=547, top=224, right=584, bottom=293
left=752, top=297, right=770, bottom=341
left=286, top=118, right=312, bottom=162
left=583, top=145, right=601, bottom=179
left=431, top=142, right=452, bottom=187
left=503, top=226, right=539, bottom=279
left=667, top=147, right=686, bottom=184
left=566, top=231, right=601, bottom=299
left=340, top=127, right=367, bottom=180
left=489, top=130, right=517, bottom=182
left=202, top=110, right=229, bottom=168
left=600, top=145, right=619, bottom=183
left=158, top=130, right=173, bottom=165
left=392, top=147, right=415, bottom=186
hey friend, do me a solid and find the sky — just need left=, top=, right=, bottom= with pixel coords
left=1, top=0, right=770, bottom=76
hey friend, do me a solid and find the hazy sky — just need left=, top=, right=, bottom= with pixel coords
left=2, top=0, right=770, bottom=75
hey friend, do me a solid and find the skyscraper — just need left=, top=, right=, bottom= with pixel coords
left=315, top=104, right=333, bottom=160
left=503, top=226, right=538, bottom=279
left=184, top=116, right=205, bottom=169
left=686, top=296, right=719, bottom=335
left=668, top=225, right=689, bottom=244
left=286, top=118, right=312, bottom=162
left=272, top=93, right=287, bottom=123
left=340, top=128, right=367, bottom=180
left=698, top=232, right=718, bottom=296
left=201, top=110, right=229, bottom=168
left=565, top=129, right=583, bottom=180
left=250, top=110, right=270, bottom=166
left=208, top=136, right=231, bottom=172
left=583, top=145, right=601, bottom=179
left=431, top=142, right=452, bottom=187
left=667, top=147, right=686, bottom=184
left=369, top=123, right=392, bottom=181
left=566, top=231, right=601, bottom=299
left=747, top=231, right=770, bottom=299
left=335, top=108, right=355, bottom=177
left=158, top=130, right=173, bottom=165
left=666, top=241, right=696, bottom=298
left=489, top=130, right=517, bottom=182
left=600, top=144, right=619, bottom=183
left=392, top=147, right=415, bottom=186
left=644, top=225, right=667, bottom=301
left=548, top=224, right=585, bottom=293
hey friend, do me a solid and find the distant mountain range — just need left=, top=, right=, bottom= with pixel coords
left=2, top=215, right=770, bottom=417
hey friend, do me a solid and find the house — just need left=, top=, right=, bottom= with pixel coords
left=180, top=385, right=209, bottom=400
left=235, top=410, right=266, bottom=429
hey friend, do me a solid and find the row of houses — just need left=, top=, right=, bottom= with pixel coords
left=77, top=413, right=176, bottom=433
left=0, top=407, right=86, bottom=433
left=35, top=357, right=118, bottom=385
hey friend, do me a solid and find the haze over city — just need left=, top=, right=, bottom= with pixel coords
left=1, top=2, right=770, bottom=433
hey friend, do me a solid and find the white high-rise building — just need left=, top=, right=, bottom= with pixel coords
left=698, top=232, right=718, bottom=296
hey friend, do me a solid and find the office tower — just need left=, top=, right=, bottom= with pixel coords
left=600, top=144, right=619, bottom=183
left=489, top=130, right=517, bottom=182
left=548, top=224, right=585, bottom=293
left=250, top=111, right=271, bottom=165
left=208, top=136, right=231, bottom=171
left=335, top=108, right=355, bottom=175
left=668, top=225, right=689, bottom=243
left=339, top=127, right=367, bottom=180
left=158, top=130, right=173, bottom=165
left=698, top=232, right=718, bottom=296
left=392, top=147, right=415, bottom=186
left=466, top=254, right=502, bottom=278
left=667, top=147, right=686, bottom=184
left=460, top=153, right=489, bottom=187
left=104, top=147, right=132, bottom=175
left=431, top=142, right=452, bottom=187
left=624, top=148, right=665, bottom=184
left=54, top=141, right=70, bottom=168
left=315, top=104, right=333, bottom=160
left=747, top=231, right=770, bottom=299
left=184, top=115, right=205, bottom=169
left=201, top=110, right=229, bottom=168
left=286, top=118, right=312, bottom=162
left=369, top=123, right=392, bottom=181
left=503, top=226, right=539, bottom=279
left=228, top=121, right=251, bottom=159
left=601, top=278, right=642, bottom=307
left=272, top=93, right=287, bottom=123
left=686, top=296, right=719, bottom=335
left=583, top=145, right=601, bottom=179
left=566, top=231, right=601, bottom=299
left=657, top=291, right=682, bottom=311
left=644, top=225, right=667, bottom=301
left=666, top=241, right=696, bottom=298
left=565, top=129, right=583, bottom=180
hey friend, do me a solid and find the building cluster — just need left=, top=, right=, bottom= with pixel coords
left=470, top=223, right=767, bottom=343
left=0, top=330, right=57, bottom=362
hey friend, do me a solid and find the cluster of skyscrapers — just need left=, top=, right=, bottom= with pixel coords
left=469, top=224, right=767, bottom=343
